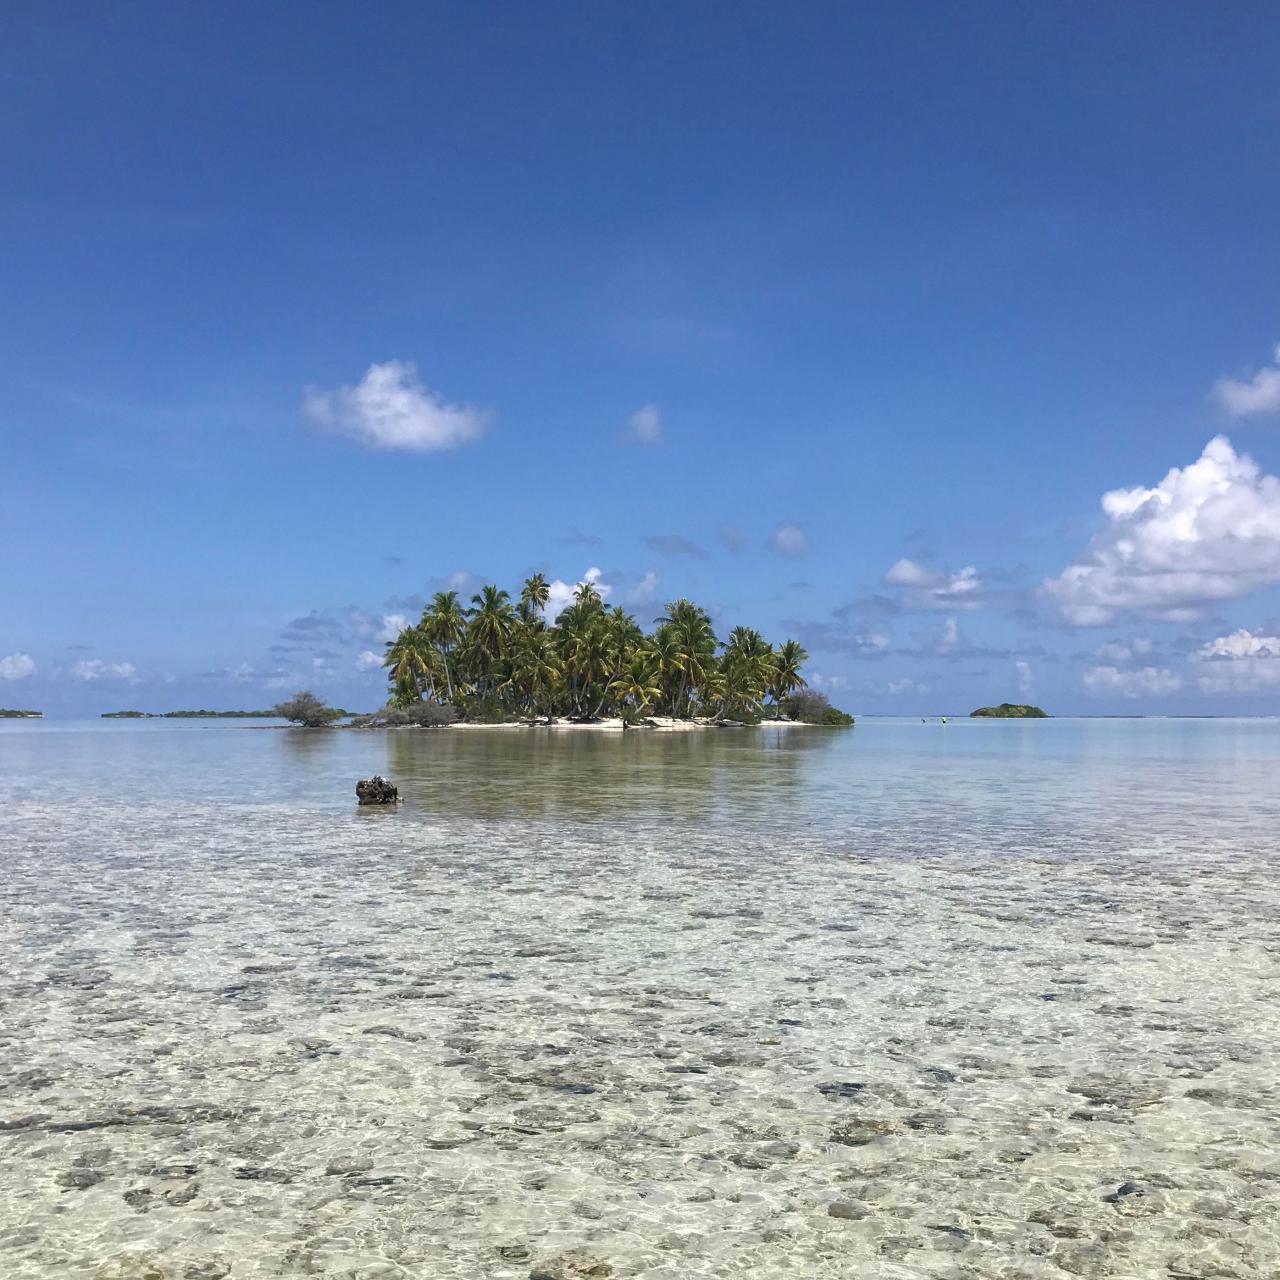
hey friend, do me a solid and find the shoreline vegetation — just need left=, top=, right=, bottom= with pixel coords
left=970, top=703, right=1048, bottom=718
left=279, top=576, right=854, bottom=730
left=0, top=708, right=42, bottom=718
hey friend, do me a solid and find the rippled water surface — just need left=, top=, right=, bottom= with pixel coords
left=2, top=717, right=1279, bottom=1280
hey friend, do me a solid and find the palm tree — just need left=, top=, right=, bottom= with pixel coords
left=610, top=653, right=663, bottom=718
left=520, top=572, right=551, bottom=618
left=770, top=639, right=808, bottom=716
left=505, top=628, right=562, bottom=720
left=644, top=629, right=685, bottom=716
left=383, top=625, right=434, bottom=706
left=657, top=600, right=718, bottom=717
left=466, top=585, right=514, bottom=697
left=420, top=591, right=466, bottom=701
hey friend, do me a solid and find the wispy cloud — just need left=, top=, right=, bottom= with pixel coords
left=1016, top=659, right=1034, bottom=698
left=1082, top=665, right=1182, bottom=698
left=625, top=569, right=661, bottom=604
left=883, top=559, right=984, bottom=610
left=645, top=534, right=706, bottom=557
left=771, top=523, right=811, bottom=557
left=621, top=404, right=663, bottom=445
left=72, top=659, right=139, bottom=683
left=303, top=361, right=491, bottom=452
left=719, top=524, right=746, bottom=554
left=561, top=529, right=604, bottom=547
left=1214, top=344, right=1280, bottom=417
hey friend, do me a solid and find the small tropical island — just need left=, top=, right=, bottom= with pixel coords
left=281, top=576, right=853, bottom=729
left=0, top=708, right=42, bottom=718
left=970, top=703, right=1048, bottom=718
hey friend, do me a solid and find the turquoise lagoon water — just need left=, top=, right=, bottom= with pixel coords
left=0, top=718, right=1278, bottom=1279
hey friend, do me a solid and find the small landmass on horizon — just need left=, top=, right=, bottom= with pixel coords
left=970, top=703, right=1048, bottom=718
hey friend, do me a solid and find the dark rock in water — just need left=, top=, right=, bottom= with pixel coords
left=184, top=1264, right=231, bottom=1280
left=1, top=1112, right=50, bottom=1131
left=530, top=1251, right=612, bottom=1280
left=817, top=1081, right=867, bottom=1100
left=1102, top=1180, right=1146, bottom=1203
left=356, top=776, right=399, bottom=805
left=828, top=1200, right=871, bottom=1220
left=233, top=1166, right=294, bottom=1183
left=57, top=1168, right=104, bottom=1190
left=829, top=1118, right=899, bottom=1146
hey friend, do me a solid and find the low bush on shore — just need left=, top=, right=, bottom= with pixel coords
left=781, top=690, right=855, bottom=726
left=272, top=691, right=345, bottom=727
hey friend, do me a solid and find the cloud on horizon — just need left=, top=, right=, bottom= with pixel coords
left=303, top=361, right=491, bottom=453
left=1195, top=627, right=1280, bottom=694
left=1082, top=665, right=1182, bottom=698
left=0, top=653, right=36, bottom=680
left=72, top=659, right=139, bottom=683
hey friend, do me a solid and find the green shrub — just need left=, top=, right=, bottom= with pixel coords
left=782, top=689, right=854, bottom=725
left=272, top=690, right=343, bottom=727
left=455, top=694, right=515, bottom=724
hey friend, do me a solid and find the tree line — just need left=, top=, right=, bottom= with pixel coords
left=378, top=575, right=835, bottom=723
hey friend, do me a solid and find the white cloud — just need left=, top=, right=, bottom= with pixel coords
left=626, top=569, right=661, bottom=604
left=1195, top=628, right=1280, bottom=694
left=887, top=677, right=930, bottom=696
left=1094, top=636, right=1154, bottom=664
left=302, top=361, right=490, bottom=453
left=1199, top=628, right=1280, bottom=660
left=937, top=617, right=961, bottom=653
left=622, top=404, right=663, bottom=445
left=0, top=653, right=35, bottom=680
left=379, top=613, right=409, bottom=641
left=1214, top=344, right=1280, bottom=417
left=1016, top=659, right=1035, bottom=699
left=883, top=559, right=983, bottom=609
left=1082, top=665, right=1182, bottom=698
left=1044, top=436, right=1280, bottom=624
left=545, top=567, right=612, bottom=621
left=772, top=524, right=812, bottom=557
left=72, top=659, right=139, bottom=683
left=356, top=650, right=382, bottom=672
left=809, top=672, right=849, bottom=691
left=854, top=630, right=891, bottom=654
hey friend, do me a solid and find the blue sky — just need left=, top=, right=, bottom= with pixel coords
left=5, top=2, right=1280, bottom=716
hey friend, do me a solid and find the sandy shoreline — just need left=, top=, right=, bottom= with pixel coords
left=449, top=716, right=812, bottom=732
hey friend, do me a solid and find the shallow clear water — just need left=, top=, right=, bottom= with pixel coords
left=1, top=718, right=1278, bottom=1280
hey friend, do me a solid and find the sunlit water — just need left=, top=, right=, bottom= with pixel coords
left=1, top=718, right=1278, bottom=1280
